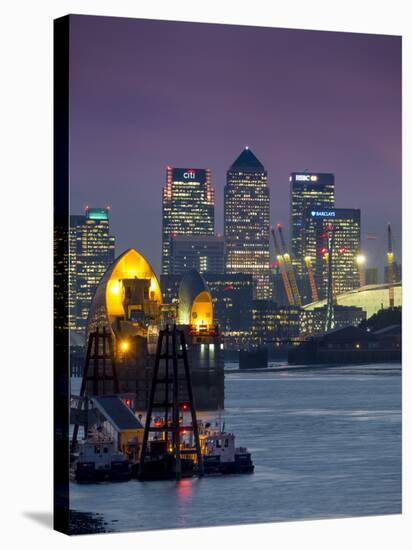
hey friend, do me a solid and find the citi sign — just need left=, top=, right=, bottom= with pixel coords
left=295, top=174, right=318, bottom=182
left=183, top=170, right=196, bottom=179
left=311, top=210, right=336, bottom=217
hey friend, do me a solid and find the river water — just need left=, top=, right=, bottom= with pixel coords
left=69, top=363, right=401, bottom=533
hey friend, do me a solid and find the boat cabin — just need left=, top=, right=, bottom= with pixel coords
left=205, top=433, right=235, bottom=463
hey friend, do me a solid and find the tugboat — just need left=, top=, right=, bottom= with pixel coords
left=134, top=439, right=196, bottom=480
left=202, top=430, right=254, bottom=475
left=70, top=432, right=131, bottom=483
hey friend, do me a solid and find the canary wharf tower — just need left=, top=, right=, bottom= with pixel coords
left=162, top=167, right=215, bottom=274
left=224, top=147, right=271, bottom=299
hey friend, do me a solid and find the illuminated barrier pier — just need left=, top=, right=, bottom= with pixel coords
left=177, top=269, right=224, bottom=410
left=85, top=250, right=224, bottom=411
left=86, top=248, right=163, bottom=409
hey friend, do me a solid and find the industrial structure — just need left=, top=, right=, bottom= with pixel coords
left=177, top=270, right=224, bottom=409
left=224, top=147, right=271, bottom=299
left=84, top=250, right=224, bottom=411
left=138, top=325, right=203, bottom=480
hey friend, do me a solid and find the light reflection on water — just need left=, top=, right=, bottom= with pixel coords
left=69, top=363, right=401, bottom=533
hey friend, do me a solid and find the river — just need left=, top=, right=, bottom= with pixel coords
left=69, top=363, right=401, bottom=533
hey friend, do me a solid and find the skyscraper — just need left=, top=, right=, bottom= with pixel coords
left=69, top=207, right=115, bottom=341
left=170, top=234, right=224, bottom=275
left=289, top=172, right=335, bottom=301
left=224, top=147, right=271, bottom=299
left=162, top=167, right=215, bottom=274
left=303, top=207, right=361, bottom=299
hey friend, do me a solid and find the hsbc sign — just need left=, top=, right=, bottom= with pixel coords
left=295, top=174, right=318, bottom=182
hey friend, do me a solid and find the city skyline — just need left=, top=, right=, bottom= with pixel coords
left=69, top=15, right=401, bottom=277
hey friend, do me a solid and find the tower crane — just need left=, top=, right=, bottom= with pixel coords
left=304, top=256, right=319, bottom=302
left=271, top=227, right=295, bottom=306
left=277, top=224, right=302, bottom=307
left=387, top=223, right=395, bottom=308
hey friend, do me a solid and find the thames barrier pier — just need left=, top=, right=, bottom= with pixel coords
left=84, top=248, right=224, bottom=412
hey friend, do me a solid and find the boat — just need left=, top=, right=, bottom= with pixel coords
left=202, top=430, right=254, bottom=475
left=134, top=439, right=196, bottom=480
left=70, top=433, right=131, bottom=483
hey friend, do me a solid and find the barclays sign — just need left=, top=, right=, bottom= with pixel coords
left=311, top=210, right=336, bottom=217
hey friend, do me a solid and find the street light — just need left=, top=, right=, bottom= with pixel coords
left=356, top=254, right=366, bottom=265
left=120, top=340, right=130, bottom=352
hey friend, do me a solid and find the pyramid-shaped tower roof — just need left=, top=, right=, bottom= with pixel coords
left=229, top=147, right=265, bottom=171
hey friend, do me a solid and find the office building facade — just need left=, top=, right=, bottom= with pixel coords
left=162, top=167, right=215, bottom=274
left=303, top=207, right=361, bottom=299
left=205, top=273, right=254, bottom=332
left=224, top=147, right=271, bottom=299
left=289, top=173, right=335, bottom=301
left=170, top=234, right=224, bottom=275
left=250, top=300, right=301, bottom=348
left=69, top=207, right=115, bottom=341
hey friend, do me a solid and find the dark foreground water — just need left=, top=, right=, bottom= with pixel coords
left=70, top=364, right=401, bottom=533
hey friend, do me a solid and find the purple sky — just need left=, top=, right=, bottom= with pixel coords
left=69, top=15, right=401, bottom=278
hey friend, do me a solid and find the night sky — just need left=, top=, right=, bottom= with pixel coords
left=69, top=15, right=401, bottom=277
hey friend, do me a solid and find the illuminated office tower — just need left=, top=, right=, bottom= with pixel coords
left=70, top=207, right=115, bottom=341
left=68, top=214, right=86, bottom=334
left=162, top=167, right=215, bottom=274
left=224, top=147, right=271, bottom=299
left=304, top=208, right=361, bottom=299
left=289, top=173, right=335, bottom=301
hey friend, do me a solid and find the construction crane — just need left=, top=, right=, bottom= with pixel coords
left=277, top=224, right=302, bottom=307
left=324, top=226, right=336, bottom=332
left=387, top=223, right=395, bottom=308
left=271, top=227, right=295, bottom=306
left=304, top=256, right=319, bottom=302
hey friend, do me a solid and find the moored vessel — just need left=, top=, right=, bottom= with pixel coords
left=71, top=433, right=131, bottom=483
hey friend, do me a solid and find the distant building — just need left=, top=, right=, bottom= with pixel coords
left=160, top=273, right=182, bottom=305
left=303, top=207, right=361, bottom=299
left=365, top=267, right=379, bottom=286
left=303, top=282, right=402, bottom=319
left=289, top=172, right=335, bottom=301
left=224, top=147, right=271, bottom=299
left=250, top=300, right=300, bottom=348
left=54, top=223, right=69, bottom=332
left=289, top=324, right=401, bottom=365
left=69, top=208, right=115, bottom=342
left=205, top=273, right=254, bottom=332
left=300, top=305, right=366, bottom=337
left=170, top=234, right=224, bottom=275
left=162, top=167, right=215, bottom=275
